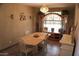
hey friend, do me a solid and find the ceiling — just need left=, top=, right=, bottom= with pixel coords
left=24, top=3, right=75, bottom=8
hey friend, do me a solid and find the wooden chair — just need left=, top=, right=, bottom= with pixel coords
left=19, top=39, right=37, bottom=56
left=38, top=35, right=48, bottom=54
left=51, top=28, right=54, bottom=32
left=43, top=27, right=48, bottom=33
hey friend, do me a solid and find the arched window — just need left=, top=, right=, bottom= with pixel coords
left=43, top=13, right=62, bottom=33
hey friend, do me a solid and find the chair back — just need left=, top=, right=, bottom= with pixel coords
left=43, top=27, right=48, bottom=32
left=19, top=39, right=27, bottom=53
left=51, top=28, right=54, bottom=32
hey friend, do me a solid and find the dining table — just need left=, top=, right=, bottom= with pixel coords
left=20, top=32, right=48, bottom=46
left=19, top=32, right=48, bottom=55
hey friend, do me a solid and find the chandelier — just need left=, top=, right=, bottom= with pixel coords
left=40, top=5, right=49, bottom=13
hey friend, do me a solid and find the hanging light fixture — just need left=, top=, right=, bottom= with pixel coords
left=40, top=5, right=49, bottom=13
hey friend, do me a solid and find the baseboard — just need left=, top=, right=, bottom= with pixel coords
left=0, top=42, right=18, bottom=52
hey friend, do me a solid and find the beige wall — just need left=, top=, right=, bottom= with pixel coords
left=74, top=4, right=79, bottom=56
left=0, top=4, right=36, bottom=50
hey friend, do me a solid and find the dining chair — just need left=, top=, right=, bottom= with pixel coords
left=51, top=28, right=54, bottom=32
left=43, top=27, right=48, bottom=33
left=18, top=39, right=37, bottom=56
left=38, top=34, right=48, bottom=54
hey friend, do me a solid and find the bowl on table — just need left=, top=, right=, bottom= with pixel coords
left=33, top=34, right=39, bottom=38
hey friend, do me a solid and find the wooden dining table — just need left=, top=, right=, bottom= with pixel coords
left=21, top=32, right=48, bottom=46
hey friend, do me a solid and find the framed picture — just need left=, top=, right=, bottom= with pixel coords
left=30, top=16, right=32, bottom=19
left=20, top=12, right=26, bottom=21
left=10, top=14, right=14, bottom=19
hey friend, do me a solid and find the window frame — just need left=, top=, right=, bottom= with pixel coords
left=43, top=12, right=63, bottom=33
